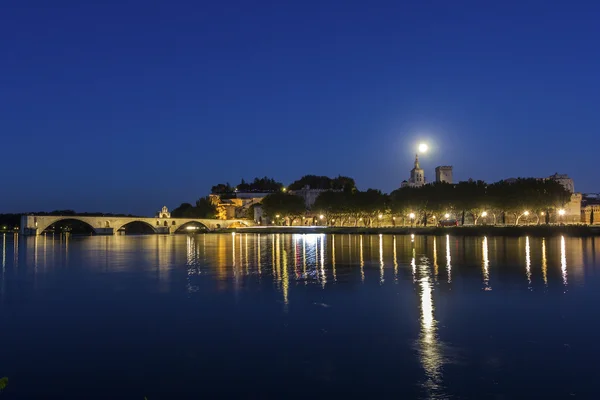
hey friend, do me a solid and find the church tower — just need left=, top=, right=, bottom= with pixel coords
left=409, top=154, right=425, bottom=187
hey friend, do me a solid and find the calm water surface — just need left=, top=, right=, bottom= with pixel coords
left=1, top=233, right=600, bottom=399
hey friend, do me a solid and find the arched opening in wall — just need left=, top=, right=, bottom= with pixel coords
left=164, top=221, right=168, bottom=227
left=42, top=219, right=96, bottom=235
left=117, top=221, right=156, bottom=235
left=174, top=221, right=209, bottom=234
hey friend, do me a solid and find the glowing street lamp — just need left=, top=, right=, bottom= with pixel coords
left=523, top=211, right=530, bottom=216
left=481, top=211, right=488, bottom=217
left=378, top=214, right=383, bottom=219
left=444, top=213, right=450, bottom=219
left=558, top=209, right=566, bottom=216
left=319, top=214, right=324, bottom=220
left=409, top=212, right=416, bottom=219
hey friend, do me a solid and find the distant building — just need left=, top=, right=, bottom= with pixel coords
left=435, top=166, right=453, bottom=184
left=548, top=173, right=574, bottom=193
left=401, top=154, right=426, bottom=188
left=290, top=185, right=338, bottom=209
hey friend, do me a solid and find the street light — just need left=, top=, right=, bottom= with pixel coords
left=319, top=215, right=324, bottom=220
left=524, top=211, right=530, bottom=216
left=378, top=214, right=383, bottom=219
left=409, top=212, right=415, bottom=219
left=444, top=213, right=450, bottom=219
left=540, top=212, right=545, bottom=216
left=481, top=211, right=488, bottom=217
left=558, top=208, right=566, bottom=225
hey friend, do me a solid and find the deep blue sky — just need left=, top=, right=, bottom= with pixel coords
left=2, top=0, right=599, bottom=216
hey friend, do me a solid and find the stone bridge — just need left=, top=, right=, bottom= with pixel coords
left=19, top=214, right=253, bottom=236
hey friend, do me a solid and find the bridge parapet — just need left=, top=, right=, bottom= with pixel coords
left=20, top=215, right=253, bottom=236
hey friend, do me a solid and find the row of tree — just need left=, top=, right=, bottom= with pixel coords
left=211, top=175, right=357, bottom=195
left=211, top=177, right=283, bottom=196
left=260, top=178, right=572, bottom=226
left=287, top=175, right=356, bottom=191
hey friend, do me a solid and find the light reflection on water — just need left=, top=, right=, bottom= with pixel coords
left=0, top=233, right=599, bottom=399
left=416, top=255, right=445, bottom=398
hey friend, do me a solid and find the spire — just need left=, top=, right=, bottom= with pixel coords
left=414, top=154, right=420, bottom=169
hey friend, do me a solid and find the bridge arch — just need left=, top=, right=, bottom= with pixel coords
left=226, top=221, right=250, bottom=228
left=113, top=220, right=158, bottom=234
left=37, top=217, right=97, bottom=234
left=173, top=221, right=210, bottom=233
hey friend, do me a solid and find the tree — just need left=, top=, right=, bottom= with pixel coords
left=195, top=196, right=218, bottom=218
left=353, top=189, right=386, bottom=226
left=171, top=197, right=217, bottom=219
left=261, top=193, right=306, bottom=225
left=211, top=183, right=233, bottom=194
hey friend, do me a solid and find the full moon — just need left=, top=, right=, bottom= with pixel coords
left=418, top=143, right=429, bottom=153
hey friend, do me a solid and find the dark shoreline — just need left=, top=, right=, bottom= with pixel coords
left=220, top=225, right=600, bottom=237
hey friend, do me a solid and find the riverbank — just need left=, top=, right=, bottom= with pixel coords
left=222, top=225, right=600, bottom=237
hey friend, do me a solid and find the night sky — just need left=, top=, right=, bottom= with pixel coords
left=2, top=0, right=599, bottom=216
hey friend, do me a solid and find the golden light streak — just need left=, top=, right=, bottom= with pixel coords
left=446, top=235, right=452, bottom=283
left=482, top=236, right=489, bottom=288
left=412, top=247, right=416, bottom=282
left=257, top=234, right=261, bottom=275
left=232, top=232, right=236, bottom=267
left=525, top=236, right=531, bottom=286
left=542, top=238, right=547, bottom=286
left=275, top=234, right=281, bottom=284
left=282, top=248, right=289, bottom=305
left=360, top=235, right=364, bottom=283
left=379, top=234, right=384, bottom=284
left=561, top=236, right=568, bottom=286
left=332, top=234, right=337, bottom=282
left=433, top=236, right=438, bottom=278
left=302, top=235, right=307, bottom=285
left=393, top=235, right=398, bottom=280
left=417, top=258, right=444, bottom=395
left=320, top=235, right=326, bottom=288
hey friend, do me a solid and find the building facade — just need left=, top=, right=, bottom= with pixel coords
left=435, top=166, right=453, bottom=184
left=209, top=193, right=270, bottom=220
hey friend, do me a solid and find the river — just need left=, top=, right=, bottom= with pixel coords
left=1, top=233, right=599, bottom=399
